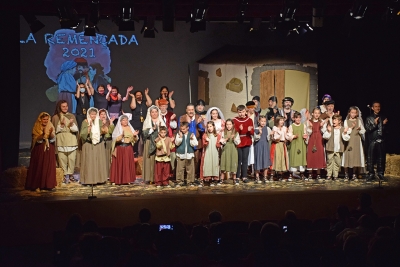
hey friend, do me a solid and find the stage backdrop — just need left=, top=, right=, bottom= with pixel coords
left=197, top=45, right=317, bottom=118
left=20, top=16, right=318, bottom=148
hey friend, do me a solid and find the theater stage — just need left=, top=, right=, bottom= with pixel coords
left=1, top=176, right=400, bottom=246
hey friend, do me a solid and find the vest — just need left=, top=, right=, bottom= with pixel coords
left=155, top=137, right=173, bottom=156
left=326, top=127, right=345, bottom=153
left=176, top=131, right=195, bottom=154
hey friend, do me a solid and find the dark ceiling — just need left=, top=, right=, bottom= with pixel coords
left=1, top=0, right=388, bottom=21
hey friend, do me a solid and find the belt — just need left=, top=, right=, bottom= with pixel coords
left=239, top=134, right=247, bottom=137
left=104, top=137, right=112, bottom=141
left=117, top=143, right=132, bottom=147
left=85, top=138, right=104, bottom=144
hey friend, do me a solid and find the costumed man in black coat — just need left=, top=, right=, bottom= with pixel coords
left=365, top=101, right=388, bottom=181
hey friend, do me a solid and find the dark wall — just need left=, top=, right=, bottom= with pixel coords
left=1, top=13, right=20, bottom=171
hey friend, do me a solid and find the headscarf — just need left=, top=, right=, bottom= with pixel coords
left=31, top=112, right=55, bottom=151
left=321, top=94, right=332, bottom=102
left=86, top=107, right=101, bottom=145
left=346, top=106, right=365, bottom=140
left=300, top=108, right=310, bottom=124
left=205, top=107, right=225, bottom=124
left=142, top=105, right=166, bottom=131
left=112, top=114, right=135, bottom=141
left=57, top=60, right=77, bottom=93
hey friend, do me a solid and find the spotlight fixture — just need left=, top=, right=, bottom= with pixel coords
left=280, top=0, right=298, bottom=22
left=349, top=0, right=371, bottom=19
left=55, top=0, right=81, bottom=29
left=190, top=0, right=208, bottom=33
left=249, top=18, right=262, bottom=32
left=22, top=14, right=45, bottom=34
left=141, top=17, right=158, bottom=38
left=237, top=0, right=248, bottom=24
left=119, top=0, right=135, bottom=31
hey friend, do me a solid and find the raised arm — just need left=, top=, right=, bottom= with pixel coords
left=106, top=84, right=112, bottom=101
left=168, top=91, right=175, bottom=109
left=144, top=88, right=152, bottom=107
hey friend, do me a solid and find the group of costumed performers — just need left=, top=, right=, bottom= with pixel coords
left=26, top=85, right=388, bottom=190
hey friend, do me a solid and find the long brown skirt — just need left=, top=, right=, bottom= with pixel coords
left=80, top=141, right=108, bottom=184
left=110, top=145, right=136, bottom=184
left=26, top=142, right=57, bottom=190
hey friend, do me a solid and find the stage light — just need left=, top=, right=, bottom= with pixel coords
left=190, top=0, right=208, bottom=33
left=55, top=0, right=81, bottom=29
left=119, top=0, right=135, bottom=31
left=22, top=14, right=45, bottom=34
left=249, top=18, right=262, bottom=32
left=349, top=0, right=371, bottom=19
left=141, top=17, right=158, bottom=38
left=280, top=0, right=298, bottom=22
left=237, top=0, right=248, bottom=24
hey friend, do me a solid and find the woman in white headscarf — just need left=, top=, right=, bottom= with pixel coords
left=110, top=114, right=139, bottom=185
left=80, top=107, right=108, bottom=185
left=205, top=107, right=225, bottom=135
left=142, top=105, right=166, bottom=183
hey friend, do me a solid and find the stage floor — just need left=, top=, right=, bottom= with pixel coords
left=1, top=176, right=399, bottom=202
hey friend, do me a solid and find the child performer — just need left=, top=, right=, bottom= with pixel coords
left=175, top=121, right=198, bottom=187
left=287, top=112, right=308, bottom=180
left=323, top=114, right=351, bottom=180
left=233, top=105, right=254, bottom=184
left=253, top=115, right=272, bottom=183
left=306, top=107, right=326, bottom=181
left=270, top=116, right=289, bottom=181
left=220, top=119, right=240, bottom=184
left=154, top=126, right=175, bottom=188
left=342, top=106, right=365, bottom=180
left=201, top=121, right=222, bottom=186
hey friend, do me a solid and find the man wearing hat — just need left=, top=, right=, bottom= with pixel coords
left=276, top=97, right=296, bottom=128
left=321, top=100, right=337, bottom=132
left=195, top=99, right=207, bottom=120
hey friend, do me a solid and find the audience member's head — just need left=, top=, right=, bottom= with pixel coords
left=260, top=222, right=282, bottom=249
left=208, top=210, right=222, bottom=223
left=139, top=208, right=151, bottom=224
left=248, top=220, right=262, bottom=237
left=284, top=210, right=297, bottom=221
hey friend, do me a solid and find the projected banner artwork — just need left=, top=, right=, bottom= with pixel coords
left=21, top=29, right=138, bottom=113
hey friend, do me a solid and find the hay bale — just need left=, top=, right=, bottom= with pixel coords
left=0, top=166, right=28, bottom=189
left=385, top=154, right=400, bottom=176
left=135, top=157, right=143, bottom=175
left=56, top=168, right=64, bottom=187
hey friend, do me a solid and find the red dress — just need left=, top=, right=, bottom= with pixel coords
left=306, top=121, right=326, bottom=169
left=25, top=142, right=57, bottom=190
left=110, top=144, right=136, bottom=184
